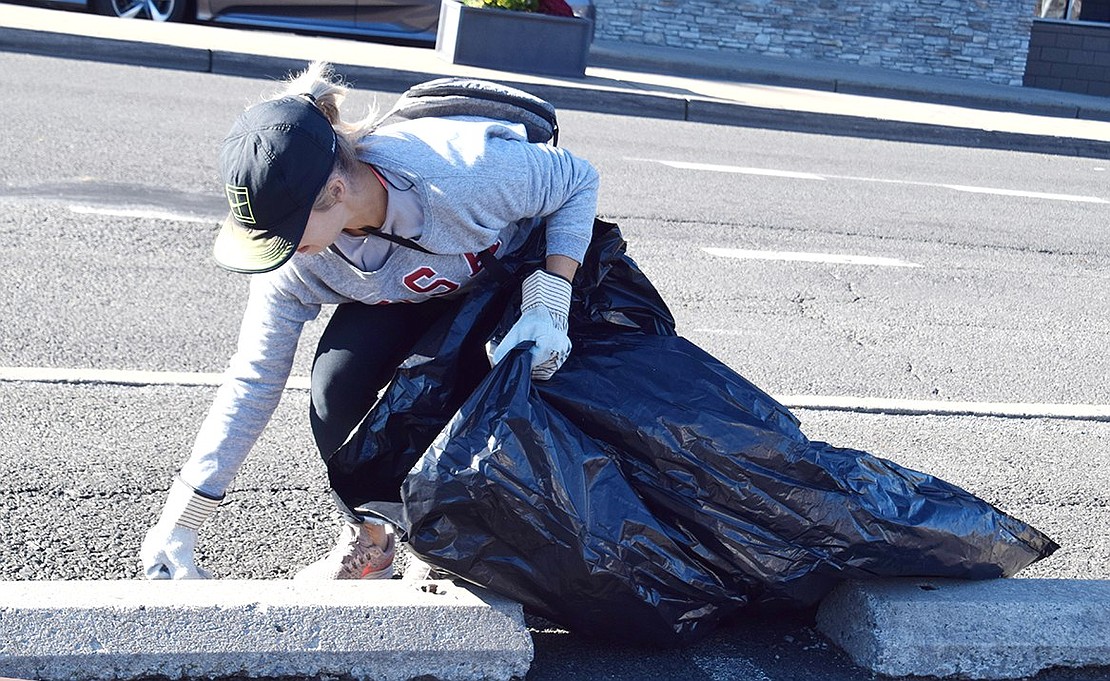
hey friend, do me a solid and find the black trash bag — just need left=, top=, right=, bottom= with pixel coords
left=402, top=346, right=747, bottom=645
left=399, top=331, right=1056, bottom=644
left=324, top=280, right=514, bottom=507
left=530, top=332, right=1058, bottom=613
left=326, top=218, right=665, bottom=510
left=335, top=218, right=1057, bottom=645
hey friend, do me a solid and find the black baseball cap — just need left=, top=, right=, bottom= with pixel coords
left=213, top=95, right=338, bottom=274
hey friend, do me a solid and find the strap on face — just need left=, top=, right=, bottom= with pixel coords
left=364, top=229, right=509, bottom=282
left=364, top=228, right=434, bottom=254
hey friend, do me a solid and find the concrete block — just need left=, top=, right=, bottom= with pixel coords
left=0, top=580, right=532, bottom=681
left=816, top=578, right=1110, bottom=680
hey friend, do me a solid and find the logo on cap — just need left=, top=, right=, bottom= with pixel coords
left=225, top=184, right=256, bottom=225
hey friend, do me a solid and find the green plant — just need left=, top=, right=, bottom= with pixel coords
left=463, top=0, right=538, bottom=11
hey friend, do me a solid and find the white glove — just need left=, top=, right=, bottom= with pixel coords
left=140, top=477, right=221, bottom=580
left=491, top=269, right=573, bottom=381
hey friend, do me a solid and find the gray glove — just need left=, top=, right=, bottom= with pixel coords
left=140, top=477, right=221, bottom=580
left=491, top=269, right=573, bottom=380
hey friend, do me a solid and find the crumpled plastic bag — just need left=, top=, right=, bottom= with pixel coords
left=332, top=218, right=1058, bottom=645
left=402, top=345, right=744, bottom=643
left=325, top=217, right=670, bottom=508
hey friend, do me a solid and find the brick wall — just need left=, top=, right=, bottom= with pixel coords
left=592, top=0, right=1035, bottom=85
left=1024, top=20, right=1110, bottom=95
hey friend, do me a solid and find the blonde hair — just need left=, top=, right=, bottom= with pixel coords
left=269, top=61, right=379, bottom=211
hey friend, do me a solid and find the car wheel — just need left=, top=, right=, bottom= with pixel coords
left=92, top=0, right=188, bottom=22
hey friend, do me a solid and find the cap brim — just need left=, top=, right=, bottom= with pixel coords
left=212, top=209, right=304, bottom=274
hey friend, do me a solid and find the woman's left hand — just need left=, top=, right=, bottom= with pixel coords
left=492, top=268, right=573, bottom=380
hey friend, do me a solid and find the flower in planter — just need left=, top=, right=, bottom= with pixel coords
left=462, top=0, right=538, bottom=10
left=538, top=0, right=575, bottom=17
left=462, top=0, right=575, bottom=16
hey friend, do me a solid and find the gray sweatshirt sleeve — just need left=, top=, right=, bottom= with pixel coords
left=178, top=273, right=320, bottom=498
left=518, top=141, right=599, bottom=263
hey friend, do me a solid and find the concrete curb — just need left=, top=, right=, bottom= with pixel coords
left=0, top=580, right=533, bottom=680
left=0, top=23, right=689, bottom=121
left=682, top=97, right=1110, bottom=157
left=0, top=24, right=213, bottom=73
left=815, top=578, right=1110, bottom=680
left=587, top=39, right=1110, bottom=122
left=5, top=8, right=1110, bottom=157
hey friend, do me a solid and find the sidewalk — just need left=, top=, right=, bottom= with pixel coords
left=588, top=37, right=1110, bottom=120
left=4, top=2, right=1110, bottom=156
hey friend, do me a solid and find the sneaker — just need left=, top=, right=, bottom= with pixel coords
left=294, top=522, right=395, bottom=581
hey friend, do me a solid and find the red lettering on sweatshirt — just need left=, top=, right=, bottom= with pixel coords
left=403, top=267, right=460, bottom=296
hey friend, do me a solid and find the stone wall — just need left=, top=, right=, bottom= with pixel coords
left=592, top=0, right=1036, bottom=85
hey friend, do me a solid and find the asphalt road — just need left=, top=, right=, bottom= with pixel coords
left=1, top=51, right=1108, bottom=680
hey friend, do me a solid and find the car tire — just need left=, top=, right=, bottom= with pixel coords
left=92, top=0, right=189, bottom=22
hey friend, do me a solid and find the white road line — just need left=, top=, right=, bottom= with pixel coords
left=2, top=367, right=1106, bottom=421
left=637, top=159, right=1109, bottom=204
left=703, top=247, right=922, bottom=268
left=939, top=184, right=1108, bottom=203
left=650, top=160, right=827, bottom=180
left=0, top=366, right=311, bottom=391
left=69, top=205, right=215, bottom=224
left=780, top=395, right=1110, bottom=421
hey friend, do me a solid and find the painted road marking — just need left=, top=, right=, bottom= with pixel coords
left=637, top=159, right=1110, bottom=204
left=0, top=366, right=311, bottom=391
left=703, top=247, right=922, bottom=268
left=778, top=394, right=1110, bottom=420
left=650, top=160, right=827, bottom=181
left=69, top=205, right=214, bottom=224
left=938, top=184, right=1107, bottom=203
left=2, top=366, right=1107, bottom=421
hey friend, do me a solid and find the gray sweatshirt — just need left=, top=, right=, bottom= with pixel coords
left=179, top=116, right=599, bottom=498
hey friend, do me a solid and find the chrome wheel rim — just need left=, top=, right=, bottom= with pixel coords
left=110, top=0, right=176, bottom=21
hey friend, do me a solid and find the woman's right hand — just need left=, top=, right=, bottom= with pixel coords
left=139, top=477, right=221, bottom=579
left=140, top=523, right=211, bottom=579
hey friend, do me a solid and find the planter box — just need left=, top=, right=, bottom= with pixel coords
left=436, top=0, right=592, bottom=78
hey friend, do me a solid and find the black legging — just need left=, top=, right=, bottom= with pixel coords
left=309, top=297, right=461, bottom=458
